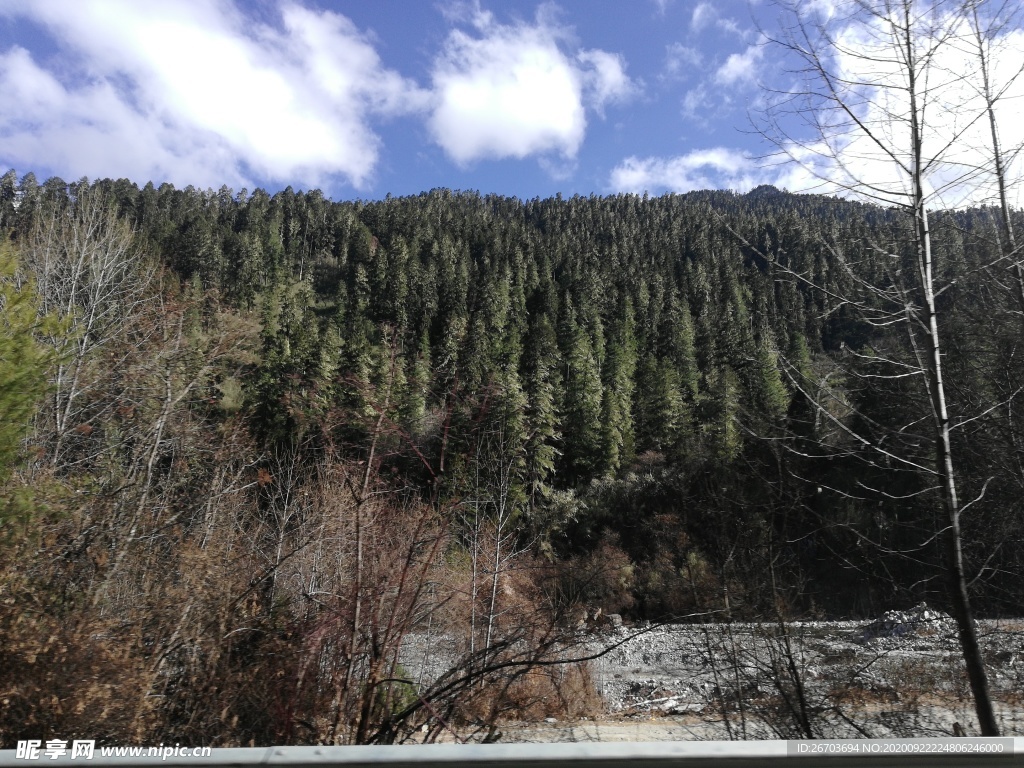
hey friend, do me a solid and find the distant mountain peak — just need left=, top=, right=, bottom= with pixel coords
left=746, top=184, right=784, bottom=198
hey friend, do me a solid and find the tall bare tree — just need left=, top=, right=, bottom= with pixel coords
left=20, top=185, right=152, bottom=464
left=757, top=0, right=1024, bottom=735
left=960, top=0, right=1024, bottom=309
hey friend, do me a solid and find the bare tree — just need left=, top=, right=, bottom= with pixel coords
left=960, top=0, right=1024, bottom=309
left=756, top=0, right=1024, bottom=736
left=463, top=415, right=531, bottom=661
left=20, top=185, right=153, bottom=464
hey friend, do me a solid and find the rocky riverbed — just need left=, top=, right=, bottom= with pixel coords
left=407, top=605, right=1024, bottom=741
left=571, top=606, right=1024, bottom=740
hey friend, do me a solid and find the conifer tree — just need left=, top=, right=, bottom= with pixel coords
left=558, top=298, right=605, bottom=482
left=0, top=240, right=63, bottom=528
left=601, top=297, right=637, bottom=472
left=523, top=309, right=561, bottom=512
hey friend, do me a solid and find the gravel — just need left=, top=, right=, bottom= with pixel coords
left=404, top=609, right=1024, bottom=740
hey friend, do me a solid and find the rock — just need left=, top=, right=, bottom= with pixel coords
left=659, top=698, right=678, bottom=712
left=608, top=613, right=623, bottom=628
left=859, top=602, right=954, bottom=642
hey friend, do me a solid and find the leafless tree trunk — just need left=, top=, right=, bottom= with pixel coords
left=963, top=0, right=1024, bottom=310
left=21, top=187, right=152, bottom=465
left=461, top=409, right=531, bottom=677
left=756, top=0, right=1024, bottom=734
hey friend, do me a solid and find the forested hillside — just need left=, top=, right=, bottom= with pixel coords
left=2, top=172, right=1022, bottom=743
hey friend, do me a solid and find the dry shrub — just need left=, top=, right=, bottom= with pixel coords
left=0, top=445, right=597, bottom=747
left=0, top=603, right=153, bottom=746
left=555, top=533, right=636, bottom=617
left=0, top=497, right=151, bottom=747
left=281, top=479, right=454, bottom=745
left=519, top=662, right=602, bottom=721
left=397, top=541, right=603, bottom=740
left=444, top=659, right=602, bottom=729
left=0, top=367, right=596, bottom=748
left=0, top=480, right=298, bottom=747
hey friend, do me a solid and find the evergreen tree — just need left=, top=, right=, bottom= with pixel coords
left=558, top=298, right=605, bottom=483
left=0, top=170, right=16, bottom=231
left=752, top=327, right=789, bottom=421
left=522, top=303, right=561, bottom=513
left=0, top=240, right=64, bottom=527
left=601, top=297, right=637, bottom=471
left=705, top=365, right=743, bottom=462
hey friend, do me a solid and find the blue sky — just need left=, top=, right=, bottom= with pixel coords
left=1, top=0, right=1022, bottom=204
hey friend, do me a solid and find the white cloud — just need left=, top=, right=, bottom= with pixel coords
left=690, top=2, right=744, bottom=36
left=610, top=148, right=773, bottom=194
left=0, top=0, right=428, bottom=190
left=683, top=42, right=764, bottom=123
left=0, top=46, right=234, bottom=188
left=578, top=49, right=636, bottom=115
left=681, top=85, right=710, bottom=120
left=715, top=44, right=764, bottom=87
left=801, top=0, right=837, bottom=21
left=632, top=8, right=1024, bottom=208
left=428, top=10, right=636, bottom=165
left=538, top=154, right=578, bottom=181
left=690, top=2, right=716, bottom=32
left=664, top=43, right=702, bottom=80
left=716, top=16, right=745, bottom=37
left=428, top=24, right=584, bottom=164
left=770, top=10, right=1024, bottom=208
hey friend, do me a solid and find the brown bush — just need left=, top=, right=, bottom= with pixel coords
left=0, top=603, right=153, bottom=745
left=555, top=533, right=636, bottom=617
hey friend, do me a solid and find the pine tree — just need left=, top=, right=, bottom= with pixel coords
left=0, top=240, right=64, bottom=528
left=635, top=357, right=688, bottom=458
left=601, top=297, right=637, bottom=471
left=558, top=298, right=605, bottom=483
left=0, top=170, right=16, bottom=231
left=753, top=327, right=789, bottom=421
left=523, top=306, right=561, bottom=513
left=705, top=365, right=743, bottom=462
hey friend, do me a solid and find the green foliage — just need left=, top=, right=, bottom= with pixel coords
left=753, top=330, right=790, bottom=421
left=0, top=240, right=65, bottom=528
left=704, top=365, right=743, bottom=462
left=558, top=298, right=605, bottom=482
left=6, top=174, right=1024, bottom=621
left=600, top=298, right=637, bottom=472
left=523, top=312, right=560, bottom=512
